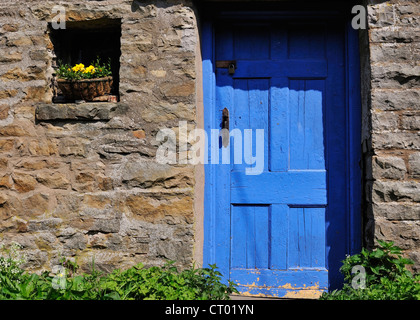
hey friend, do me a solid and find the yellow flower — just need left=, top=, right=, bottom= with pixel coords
left=83, top=65, right=96, bottom=74
left=72, top=63, right=85, bottom=72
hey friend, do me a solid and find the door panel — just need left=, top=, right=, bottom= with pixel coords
left=288, top=80, right=325, bottom=170
left=212, top=20, right=347, bottom=298
left=231, top=205, right=270, bottom=269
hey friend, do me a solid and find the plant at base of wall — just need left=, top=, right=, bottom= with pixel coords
left=0, top=247, right=238, bottom=300
left=101, top=261, right=239, bottom=300
left=0, top=243, right=26, bottom=281
left=320, top=240, right=420, bottom=300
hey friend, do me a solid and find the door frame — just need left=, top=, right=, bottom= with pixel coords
left=201, top=5, right=362, bottom=293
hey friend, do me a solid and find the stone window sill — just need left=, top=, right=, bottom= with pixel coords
left=35, top=102, right=128, bottom=122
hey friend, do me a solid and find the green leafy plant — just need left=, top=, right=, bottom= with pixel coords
left=320, top=240, right=420, bottom=300
left=101, top=261, right=238, bottom=300
left=59, top=257, right=79, bottom=277
left=0, top=244, right=238, bottom=300
left=56, top=57, right=112, bottom=81
left=0, top=243, right=26, bottom=280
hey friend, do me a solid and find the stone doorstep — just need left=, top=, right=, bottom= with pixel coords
left=35, top=102, right=129, bottom=121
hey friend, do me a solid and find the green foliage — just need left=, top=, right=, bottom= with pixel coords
left=320, top=240, right=420, bottom=300
left=59, top=257, right=79, bottom=277
left=56, top=57, right=112, bottom=81
left=102, top=262, right=238, bottom=300
left=0, top=245, right=238, bottom=300
left=0, top=243, right=26, bottom=280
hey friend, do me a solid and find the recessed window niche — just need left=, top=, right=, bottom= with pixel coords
left=48, top=18, right=121, bottom=103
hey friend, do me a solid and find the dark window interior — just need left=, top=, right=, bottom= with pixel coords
left=49, top=18, right=121, bottom=101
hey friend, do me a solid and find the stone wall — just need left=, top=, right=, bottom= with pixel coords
left=1, top=0, right=420, bottom=275
left=0, top=0, right=198, bottom=272
left=365, top=0, right=420, bottom=271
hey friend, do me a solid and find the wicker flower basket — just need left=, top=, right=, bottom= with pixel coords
left=57, top=76, right=113, bottom=102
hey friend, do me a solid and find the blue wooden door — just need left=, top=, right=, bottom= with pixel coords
left=209, top=21, right=349, bottom=298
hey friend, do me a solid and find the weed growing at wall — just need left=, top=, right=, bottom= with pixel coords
left=0, top=246, right=238, bottom=300
left=320, top=241, right=420, bottom=300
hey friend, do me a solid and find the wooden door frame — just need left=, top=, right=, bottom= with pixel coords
left=201, top=6, right=362, bottom=292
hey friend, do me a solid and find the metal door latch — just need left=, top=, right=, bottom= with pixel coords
left=222, top=107, right=229, bottom=131
left=221, top=107, right=229, bottom=147
left=228, top=62, right=236, bottom=75
left=215, top=60, right=237, bottom=76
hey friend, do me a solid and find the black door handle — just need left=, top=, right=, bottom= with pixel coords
left=221, top=108, right=229, bottom=147
left=222, top=108, right=229, bottom=131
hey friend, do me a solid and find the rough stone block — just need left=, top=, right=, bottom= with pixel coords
left=373, top=202, right=420, bottom=220
left=87, top=233, right=109, bottom=249
left=155, top=240, right=190, bottom=263
left=368, top=3, right=396, bottom=28
left=125, top=193, right=193, bottom=224
left=20, top=250, right=48, bottom=270
left=0, top=139, right=14, bottom=152
left=82, top=194, right=112, bottom=210
left=89, top=218, right=121, bottom=234
left=98, top=134, right=154, bottom=157
left=132, top=130, right=146, bottom=139
left=61, top=233, right=87, bottom=250
left=371, top=111, right=399, bottom=131
left=0, top=124, right=29, bottom=137
left=5, top=35, right=33, bottom=47
left=29, top=49, right=48, bottom=61
left=0, top=105, right=10, bottom=120
left=0, top=174, right=13, bottom=190
left=396, top=3, right=420, bottom=28
left=408, top=250, right=420, bottom=273
left=396, top=3, right=418, bottom=16
left=28, top=139, right=57, bottom=156
left=12, top=172, right=37, bottom=193
left=36, top=171, right=70, bottom=190
left=58, top=138, right=88, bottom=157
left=370, top=43, right=420, bottom=64
left=0, top=51, right=22, bottom=63
left=0, top=66, right=44, bottom=81
left=370, top=26, right=420, bottom=43
left=28, top=218, right=62, bottom=232
left=21, top=193, right=50, bottom=217
left=372, top=89, right=420, bottom=111
left=372, top=155, right=407, bottom=179
left=0, top=158, right=8, bottom=170
left=372, top=131, right=420, bottom=150
left=373, top=180, right=420, bottom=203
left=371, top=63, right=420, bottom=89
left=14, top=159, right=60, bottom=171
left=140, top=102, right=195, bottom=123
left=375, top=217, right=420, bottom=250
left=0, top=89, right=18, bottom=100
left=120, top=160, right=194, bottom=189
left=401, top=113, right=420, bottom=130
left=23, top=86, right=48, bottom=102
left=409, top=152, right=420, bottom=177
